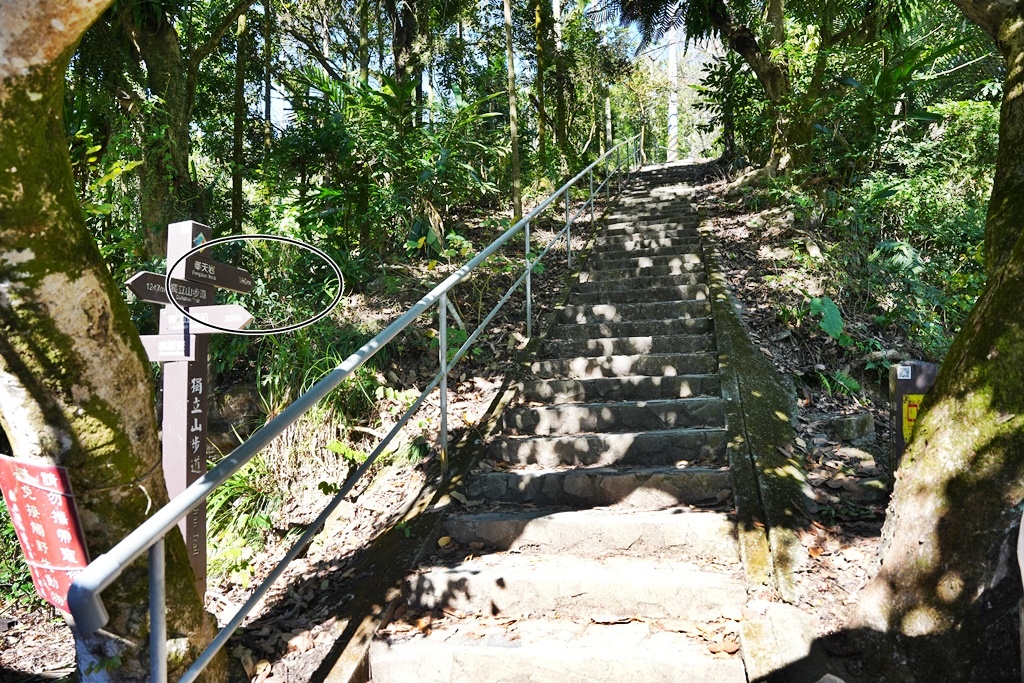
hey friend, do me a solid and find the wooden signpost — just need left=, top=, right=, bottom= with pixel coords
left=127, top=271, right=216, bottom=307
left=127, top=220, right=254, bottom=597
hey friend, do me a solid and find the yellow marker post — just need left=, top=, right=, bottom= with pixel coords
left=890, top=362, right=938, bottom=468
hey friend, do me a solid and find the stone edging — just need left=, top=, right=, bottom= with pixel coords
left=698, top=205, right=829, bottom=680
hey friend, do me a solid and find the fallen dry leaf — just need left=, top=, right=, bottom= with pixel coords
left=708, top=639, right=740, bottom=654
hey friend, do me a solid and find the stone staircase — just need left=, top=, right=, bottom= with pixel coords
left=367, top=164, right=752, bottom=682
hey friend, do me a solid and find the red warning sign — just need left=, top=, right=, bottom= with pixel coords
left=0, top=456, right=89, bottom=612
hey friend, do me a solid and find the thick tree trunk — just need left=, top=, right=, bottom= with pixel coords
left=504, top=0, right=523, bottom=220
left=706, top=0, right=802, bottom=171
left=385, top=0, right=417, bottom=85
left=852, top=12, right=1024, bottom=680
left=119, top=1, right=254, bottom=255
left=983, top=19, right=1024, bottom=280
left=128, top=14, right=203, bottom=256
left=0, top=3, right=224, bottom=680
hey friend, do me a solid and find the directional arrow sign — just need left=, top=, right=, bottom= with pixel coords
left=140, top=334, right=197, bottom=362
left=183, top=256, right=254, bottom=293
left=159, top=304, right=254, bottom=335
left=127, top=271, right=216, bottom=307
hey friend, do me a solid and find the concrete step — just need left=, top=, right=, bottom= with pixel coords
left=572, top=283, right=708, bottom=305
left=488, top=428, right=727, bottom=468
left=464, top=465, right=732, bottom=507
left=587, top=252, right=702, bottom=271
left=369, top=615, right=746, bottom=683
left=542, top=333, right=714, bottom=358
left=575, top=272, right=706, bottom=291
left=531, top=351, right=719, bottom=379
left=403, top=554, right=743, bottom=621
left=606, top=210, right=697, bottom=223
left=520, top=374, right=721, bottom=404
left=577, top=262, right=705, bottom=280
left=604, top=223, right=700, bottom=238
left=548, top=317, right=713, bottom=341
left=590, top=234, right=702, bottom=251
left=502, top=397, right=725, bottom=436
left=557, top=300, right=709, bottom=325
left=444, top=508, right=739, bottom=562
left=591, top=245, right=703, bottom=264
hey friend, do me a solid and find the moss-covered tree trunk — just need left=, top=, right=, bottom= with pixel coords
left=0, top=3, right=226, bottom=680
left=852, top=5, right=1024, bottom=679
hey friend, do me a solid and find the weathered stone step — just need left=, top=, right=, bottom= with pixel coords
left=590, top=245, right=703, bottom=264
left=502, top=398, right=725, bottom=436
left=464, top=465, right=732, bottom=507
left=572, top=283, right=708, bottom=305
left=588, top=252, right=702, bottom=271
left=605, top=219, right=700, bottom=233
left=590, top=234, right=701, bottom=251
left=606, top=210, right=696, bottom=223
left=488, top=428, right=726, bottom=468
left=532, top=351, right=718, bottom=379
left=558, top=300, right=709, bottom=325
left=549, top=317, right=713, bottom=341
left=575, top=272, right=706, bottom=290
left=542, top=333, right=714, bottom=358
left=444, top=508, right=739, bottom=562
left=576, top=261, right=705, bottom=279
left=369, top=615, right=746, bottom=683
left=520, top=374, right=721, bottom=404
left=404, top=554, right=743, bottom=621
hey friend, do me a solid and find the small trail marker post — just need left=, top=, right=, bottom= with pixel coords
left=128, top=220, right=254, bottom=597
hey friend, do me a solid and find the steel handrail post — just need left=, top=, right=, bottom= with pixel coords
left=565, top=190, right=572, bottom=268
left=589, top=169, right=595, bottom=229
left=598, top=156, right=606, bottom=202
left=439, top=293, right=448, bottom=473
left=525, top=220, right=532, bottom=338
left=150, top=539, right=167, bottom=683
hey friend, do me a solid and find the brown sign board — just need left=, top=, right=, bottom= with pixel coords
left=184, top=256, right=254, bottom=293
left=159, top=304, right=254, bottom=335
left=127, top=271, right=216, bottom=307
left=140, top=334, right=197, bottom=362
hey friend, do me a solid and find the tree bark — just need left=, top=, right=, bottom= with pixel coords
left=503, top=0, right=523, bottom=220
left=535, top=0, right=547, bottom=173
left=233, top=17, right=247, bottom=232
left=264, top=0, right=273, bottom=156
left=551, top=0, right=570, bottom=173
left=119, top=0, right=254, bottom=255
left=385, top=0, right=418, bottom=85
left=0, top=2, right=225, bottom=680
left=357, top=0, right=370, bottom=83
left=706, top=0, right=800, bottom=171
left=851, top=7, right=1024, bottom=679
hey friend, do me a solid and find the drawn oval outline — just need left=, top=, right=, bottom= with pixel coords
left=165, top=234, right=344, bottom=335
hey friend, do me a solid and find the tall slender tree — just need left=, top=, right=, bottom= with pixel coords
left=504, top=0, right=523, bottom=219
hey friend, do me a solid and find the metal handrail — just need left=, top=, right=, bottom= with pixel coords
left=68, top=135, right=642, bottom=682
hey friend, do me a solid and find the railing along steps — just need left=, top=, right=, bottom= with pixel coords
left=367, top=163, right=747, bottom=682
